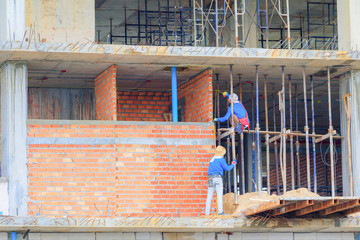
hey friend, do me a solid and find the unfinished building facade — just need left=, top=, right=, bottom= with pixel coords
left=0, top=0, right=359, bottom=239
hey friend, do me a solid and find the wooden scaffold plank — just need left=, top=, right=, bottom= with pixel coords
left=320, top=199, right=360, bottom=216
left=295, top=199, right=339, bottom=216
left=242, top=199, right=285, bottom=217
left=272, top=200, right=313, bottom=216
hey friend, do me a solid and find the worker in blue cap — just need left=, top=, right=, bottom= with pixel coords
left=205, top=145, right=237, bottom=216
left=214, top=92, right=249, bottom=134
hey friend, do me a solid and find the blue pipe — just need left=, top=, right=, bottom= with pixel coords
left=255, top=66, right=261, bottom=195
left=11, top=232, right=16, bottom=240
left=171, top=67, right=178, bottom=122
left=251, top=83, right=256, bottom=192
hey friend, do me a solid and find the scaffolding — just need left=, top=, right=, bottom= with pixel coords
left=216, top=65, right=345, bottom=198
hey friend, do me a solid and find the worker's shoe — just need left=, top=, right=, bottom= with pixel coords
left=218, top=212, right=227, bottom=216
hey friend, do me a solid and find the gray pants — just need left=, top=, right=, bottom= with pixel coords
left=205, top=177, right=223, bottom=215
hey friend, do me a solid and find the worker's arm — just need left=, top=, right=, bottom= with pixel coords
left=217, top=107, right=231, bottom=122
left=219, top=157, right=235, bottom=171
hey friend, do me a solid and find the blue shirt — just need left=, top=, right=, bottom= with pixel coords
left=208, top=156, right=234, bottom=176
left=218, top=102, right=249, bottom=123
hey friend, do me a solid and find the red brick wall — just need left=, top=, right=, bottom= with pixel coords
left=178, top=69, right=213, bottom=122
left=27, top=121, right=215, bottom=217
left=117, top=91, right=170, bottom=121
left=95, top=65, right=117, bottom=120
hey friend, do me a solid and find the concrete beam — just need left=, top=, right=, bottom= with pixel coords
left=0, top=61, right=28, bottom=216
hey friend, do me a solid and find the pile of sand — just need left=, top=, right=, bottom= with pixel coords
left=223, top=188, right=320, bottom=215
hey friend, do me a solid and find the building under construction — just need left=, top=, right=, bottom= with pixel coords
left=0, top=0, right=359, bottom=239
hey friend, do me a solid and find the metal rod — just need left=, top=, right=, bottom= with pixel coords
left=288, top=74, right=295, bottom=190
left=264, top=74, right=270, bottom=194
left=239, top=75, right=245, bottom=195
left=215, top=0, right=219, bottom=47
left=286, top=0, right=291, bottom=49
left=302, top=67, right=311, bottom=191
left=272, top=84, right=280, bottom=195
left=295, top=84, right=301, bottom=187
left=230, top=64, right=238, bottom=202
left=171, top=67, right=178, bottom=122
left=327, top=67, right=335, bottom=197
left=216, top=73, right=220, bottom=145
left=281, top=66, right=287, bottom=193
left=251, top=82, right=256, bottom=192
left=234, top=0, right=238, bottom=48
left=310, top=75, right=317, bottom=194
left=255, top=66, right=261, bottom=196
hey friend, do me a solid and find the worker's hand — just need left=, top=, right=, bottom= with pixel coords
left=222, top=92, right=229, bottom=98
left=213, top=118, right=218, bottom=122
left=232, top=159, right=237, bottom=165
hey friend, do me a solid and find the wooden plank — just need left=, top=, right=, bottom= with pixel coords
left=343, top=206, right=360, bottom=215
left=295, top=199, right=339, bottom=216
left=272, top=200, right=313, bottom=216
left=320, top=199, right=360, bottom=216
left=216, top=129, right=233, bottom=141
left=242, top=199, right=284, bottom=217
left=269, top=134, right=282, bottom=143
left=315, top=132, right=330, bottom=143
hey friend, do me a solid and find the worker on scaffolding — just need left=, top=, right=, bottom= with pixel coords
left=205, top=145, right=237, bottom=216
left=214, top=92, right=250, bottom=134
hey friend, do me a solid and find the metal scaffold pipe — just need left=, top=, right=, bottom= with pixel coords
left=302, top=67, right=311, bottom=191
left=288, top=74, right=295, bottom=190
left=310, top=75, right=317, bottom=194
left=251, top=82, right=256, bottom=192
left=264, top=74, right=270, bottom=195
left=272, top=84, right=280, bottom=195
left=216, top=73, right=220, bottom=146
left=327, top=67, right=335, bottom=197
left=281, top=66, right=287, bottom=193
left=229, top=64, right=238, bottom=202
left=239, top=75, right=245, bottom=195
left=295, top=84, right=301, bottom=188
left=255, top=66, right=261, bottom=196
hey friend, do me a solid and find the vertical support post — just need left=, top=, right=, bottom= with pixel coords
left=295, top=84, right=301, bottom=187
left=230, top=65, right=238, bottom=202
left=234, top=0, right=238, bottom=48
left=327, top=67, right=335, bottom=197
left=251, top=83, right=256, bottom=192
left=281, top=66, right=287, bottom=193
left=310, top=75, right=317, bottom=193
left=216, top=73, right=220, bottom=145
left=343, top=93, right=353, bottom=196
left=288, top=74, right=295, bottom=190
left=239, top=75, right=245, bottom=195
left=286, top=0, right=291, bottom=49
left=302, top=67, right=311, bottom=191
left=124, top=7, right=128, bottom=45
left=272, top=84, right=280, bottom=195
left=145, top=0, right=148, bottom=44
left=255, top=66, right=262, bottom=196
left=171, top=66, right=178, bottom=122
left=138, top=0, right=141, bottom=43
left=158, top=0, right=162, bottom=46
left=110, top=18, right=113, bottom=44
left=264, top=75, right=270, bottom=194
left=215, top=0, right=219, bottom=47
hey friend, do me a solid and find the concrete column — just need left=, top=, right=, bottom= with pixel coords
left=243, top=0, right=258, bottom=48
left=0, top=61, right=28, bottom=216
left=0, top=0, right=25, bottom=41
left=337, top=0, right=360, bottom=51
left=340, top=71, right=360, bottom=196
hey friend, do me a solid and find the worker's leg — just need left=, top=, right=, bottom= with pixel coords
left=205, top=185, right=215, bottom=215
left=234, top=122, right=243, bottom=134
left=214, top=177, right=224, bottom=213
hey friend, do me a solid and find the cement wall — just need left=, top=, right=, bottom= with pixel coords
left=23, top=232, right=355, bottom=240
left=0, top=0, right=25, bottom=42
left=25, top=0, right=95, bottom=43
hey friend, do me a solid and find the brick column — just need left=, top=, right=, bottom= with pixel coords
left=95, top=65, right=117, bottom=120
